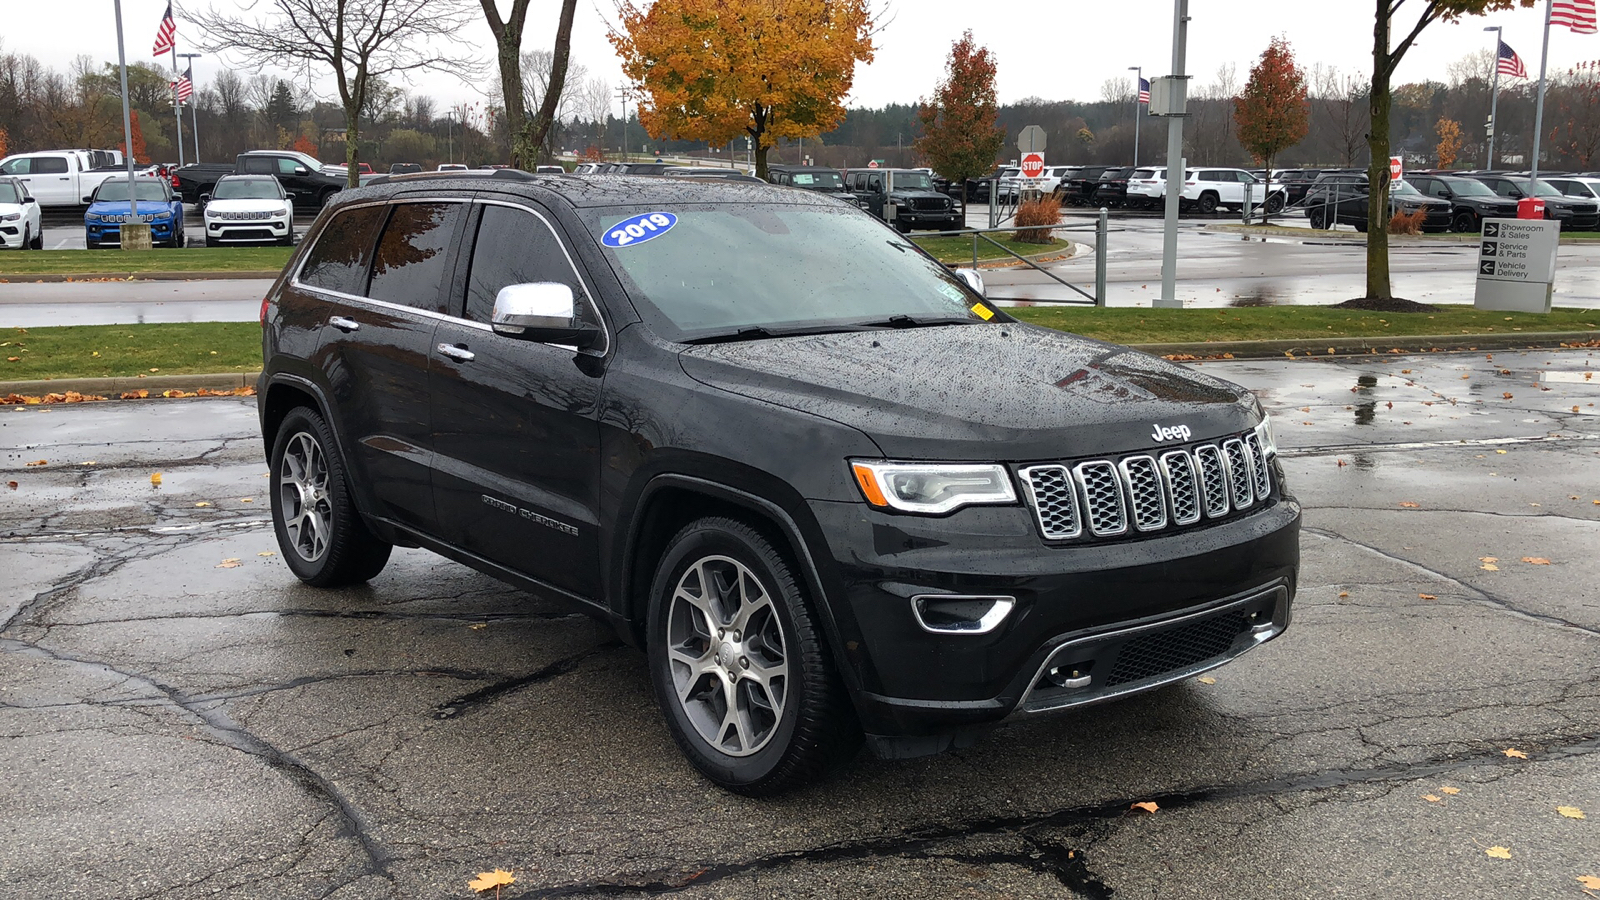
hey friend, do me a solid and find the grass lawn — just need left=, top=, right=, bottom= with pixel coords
left=1, top=323, right=262, bottom=382
left=0, top=247, right=293, bottom=277
left=911, top=233, right=1071, bottom=264
left=1007, top=305, right=1600, bottom=345
left=3, top=308, right=1598, bottom=383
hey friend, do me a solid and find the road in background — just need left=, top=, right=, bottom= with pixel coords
left=3, top=349, right=1597, bottom=897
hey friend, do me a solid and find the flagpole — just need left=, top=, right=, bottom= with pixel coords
left=1485, top=27, right=1503, bottom=168
left=171, top=39, right=184, bottom=168
left=113, top=0, right=139, bottom=221
left=1530, top=0, right=1554, bottom=186
left=179, top=53, right=202, bottom=163
left=1129, top=66, right=1142, bottom=168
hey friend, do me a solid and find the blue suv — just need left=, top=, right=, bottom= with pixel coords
left=85, top=177, right=185, bottom=248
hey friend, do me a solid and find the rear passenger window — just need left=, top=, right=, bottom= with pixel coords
left=298, top=205, right=385, bottom=296
left=34, top=157, right=68, bottom=174
left=241, top=158, right=273, bottom=175
left=464, top=204, right=587, bottom=325
left=367, top=202, right=464, bottom=314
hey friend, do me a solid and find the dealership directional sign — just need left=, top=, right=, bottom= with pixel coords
left=1474, top=218, right=1559, bottom=312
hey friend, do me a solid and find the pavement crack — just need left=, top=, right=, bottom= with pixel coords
left=432, top=641, right=624, bottom=720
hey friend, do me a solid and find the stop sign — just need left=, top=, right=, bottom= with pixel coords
left=1021, top=152, right=1045, bottom=179
left=867, top=160, right=879, bottom=168
left=1389, top=155, right=1403, bottom=183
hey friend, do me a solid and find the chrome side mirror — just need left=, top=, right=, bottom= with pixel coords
left=491, top=282, right=603, bottom=349
left=954, top=268, right=985, bottom=298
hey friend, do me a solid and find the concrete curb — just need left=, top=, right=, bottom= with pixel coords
left=1202, top=223, right=1600, bottom=246
left=0, top=271, right=281, bottom=284
left=2, top=372, right=260, bottom=397
left=1133, top=331, right=1600, bottom=360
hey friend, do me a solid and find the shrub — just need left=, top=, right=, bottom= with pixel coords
left=1389, top=208, right=1428, bottom=235
left=1013, top=193, right=1062, bottom=244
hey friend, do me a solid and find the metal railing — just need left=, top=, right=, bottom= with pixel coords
left=927, top=208, right=1110, bottom=306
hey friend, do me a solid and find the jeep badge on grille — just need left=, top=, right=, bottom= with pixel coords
left=1150, top=423, right=1193, bottom=443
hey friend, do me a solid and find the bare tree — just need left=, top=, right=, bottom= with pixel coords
left=189, top=0, right=478, bottom=186
left=1100, top=76, right=1133, bottom=105
left=521, top=50, right=587, bottom=124
left=1447, top=49, right=1497, bottom=88
left=479, top=0, right=578, bottom=167
left=1312, top=65, right=1369, bottom=167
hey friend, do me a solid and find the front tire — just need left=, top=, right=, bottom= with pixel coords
left=1264, top=194, right=1286, bottom=215
left=269, top=406, right=392, bottom=587
left=647, top=517, right=860, bottom=796
left=1451, top=211, right=1479, bottom=233
left=20, top=226, right=31, bottom=251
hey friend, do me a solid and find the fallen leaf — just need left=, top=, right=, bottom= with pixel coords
left=1419, top=593, right=1437, bottom=600
left=1423, top=794, right=1442, bottom=803
left=1401, top=369, right=1413, bottom=374
left=1580, top=876, right=1600, bottom=889
left=194, top=501, right=211, bottom=508
left=150, top=472, right=162, bottom=485
left=469, top=869, right=516, bottom=892
left=1485, top=846, right=1512, bottom=859
left=469, top=622, right=488, bottom=630
left=1576, top=406, right=1583, bottom=413
left=5, top=481, right=16, bottom=490
left=1461, top=374, right=1471, bottom=380
left=24, top=460, right=46, bottom=467
left=1336, top=459, right=1348, bottom=467
left=1440, top=786, right=1461, bottom=795
left=1197, top=676, right=1217, bottom=685
left=1400, top=501, right=1420, bottom=508
left=215, top=559, right=241, bottom=569
left=148, top=367, right=160, bottom=373
left=1503, top=392, right=1514, bottom=399
left=1504, top=748, right=1529, bottom=759
left=1481, top=563, right=1499, bottom=571
left=1480, top=556, right=1499, bottom=563
left=1338, top=591, right=1349, bottom=598
left=1521, top=557, right=1551, bottom=565
left=257, top=551, right=276, bottom=557
left=1558, top=806, right=1586, bottom=819
left=1130, top=801, right=1159, bottom=814
left=239, top=497, right=254, bottom=503
left=1496, top=449, right=1508, bottom=454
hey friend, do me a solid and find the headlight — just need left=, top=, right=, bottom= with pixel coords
left=850, top=461, right=1016, bottom=515
left=84, top=213, right=100, bottom=222
left=1254, top=415, right=1278, bottom=458
left=280, top=205, right=292, bottom=216
left=0, top=212, right=19, bottom=222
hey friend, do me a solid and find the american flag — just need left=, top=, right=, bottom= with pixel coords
left=1138, top=77, right=1151, bottom=104
left=152, top=2, right=176, bottom=56
left=1497, top=40, right=1527, bottom=78
left=1552, top=0, right=1598, bottom=34
left=173, top=65, right=193, bottom=102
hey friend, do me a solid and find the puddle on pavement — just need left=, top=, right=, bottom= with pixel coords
left=1541, top=370, right=1598, bottom=385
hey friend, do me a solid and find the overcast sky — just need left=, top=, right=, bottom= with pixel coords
left=7, top=1, right=1598, bottom=114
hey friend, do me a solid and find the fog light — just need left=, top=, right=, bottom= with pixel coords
left=1045, top=665, right=1093, bottom=689
left=911, top=595, right=1016, bottom=635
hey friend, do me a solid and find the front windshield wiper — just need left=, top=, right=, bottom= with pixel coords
left=855, top=314, right=979, bottom=329
left=680, top=324, right=876, bottom=345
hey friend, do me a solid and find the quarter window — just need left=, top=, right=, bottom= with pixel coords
left=298, top=205, right=385, bottom=296
left=464, top=205, right=587, bottom=325
left=366, top=202, right=464, bottom=314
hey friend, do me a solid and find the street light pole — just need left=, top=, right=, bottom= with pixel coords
left=113, top=0, right=139, bottom=222
left=1484, top=26, right=1503, bottom=169
left=1157, top=0, right=1189, bottom=309
left=1129, top=65, right=1142, bottom=168
left=178, top=52, right=201, bottom=163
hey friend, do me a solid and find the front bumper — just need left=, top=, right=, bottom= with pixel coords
left=206, top=216, right=292, bottom=242
left=0, top=223, right=24, bottom=248
left=806, top=491, right=1301, bottom=751
left=87, top=220, right=177, bottom=244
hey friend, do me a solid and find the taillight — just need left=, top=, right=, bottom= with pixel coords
left=260, top=296, right=270, bottom=325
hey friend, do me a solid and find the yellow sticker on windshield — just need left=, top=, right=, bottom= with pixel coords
left=971, top=303, right=995, bottom=321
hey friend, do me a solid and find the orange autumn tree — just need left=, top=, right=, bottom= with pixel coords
left=293, top=135, right=319, bottom=158
left=124, top=111, right=148, bottom=165
left=609, top=0, right=874, bottom=180
left=1234, top=36, right=1308, bottom=224
left=915, top=30, right=1004, bottom=208
left=1435, top=117, right=1464, bottom=168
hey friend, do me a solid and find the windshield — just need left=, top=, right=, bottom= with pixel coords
left=284, top=150, right=323, bottom=171
left=1391, top=179, right=1421, bottom=196
left=789, top=171, right=844, bottom=189
left=95, top=181, right=168, bottom=202
left=587, top=204, right=992, bottom=342
left=889, top=172, right=934, bottom=190
left=1442, top=178, right=1497, bottom=197
left=1525, top=178, right=1569, bottom=198
left=213, top=179, right=282, bottom=200
left=0, top=182, right=20, bottom=204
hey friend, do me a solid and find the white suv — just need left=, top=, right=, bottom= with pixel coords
left=1182, top=168, right=1286, bottom=214
left=202, top=174, right=294, bottom=246
left=1126, top=167, right=1179, bottom=208
left=0, top=176, right=43, bottom=249
left=1037, top=166, right=1077, bottom=195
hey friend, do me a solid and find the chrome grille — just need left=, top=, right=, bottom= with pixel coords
left=1018, top=465, right=1081, bottom=539
left=1193, top=445, right=1231, bottom=519
left=1159, top=450, right=1201, bottom=526
left=1074, top=461, right=1127, bottom=536
left=1020, top=430, right=1273, bottom=542
left=1119, top=456, right=1167, bottom=532
left=1223, top=439, right=1254, bottom=508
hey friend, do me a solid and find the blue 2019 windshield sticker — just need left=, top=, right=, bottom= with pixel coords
left=603, top=212, right=677, bottom=248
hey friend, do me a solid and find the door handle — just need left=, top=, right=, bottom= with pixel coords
left=328, top=316, right=360, bottom=332
left=436, top=343, right=475, bottom=362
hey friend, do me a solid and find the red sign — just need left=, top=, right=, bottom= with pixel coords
left=867, top=160, right=879, bottom=168
left=1389, top=156, right=1403, bottom=183
left=1020, top=152, right=1045, bottom=179
left=1518, top=197, right=1545, bottom=219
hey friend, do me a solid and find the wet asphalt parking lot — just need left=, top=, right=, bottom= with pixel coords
left=2, top=347, right=1598, bottom=899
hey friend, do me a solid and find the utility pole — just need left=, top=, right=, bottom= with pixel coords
left=615, top=86, right=630, bottom=161
left=1129, top=65, right=1143, bottom=168
left=178, top=52, right=201, bottom=163
left=1530, top=0, right=1554, bottom=186
left=112, top=0, right=143, bottom=246
left=1157, top=0, right=1189, bottom=309
left=447, top=108, right=455, bottom=163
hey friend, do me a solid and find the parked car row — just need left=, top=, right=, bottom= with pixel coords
left=1297, top=168, right=1600, bottom=232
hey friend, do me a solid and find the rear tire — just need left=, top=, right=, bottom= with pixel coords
left=1308, top=208, right=1327, bottom=229
left=1198, top=192, right=1219, bottom=215
left=1264, top=194, right=1286, bottom=215
left=1353, top=219, right=1368, bottom=233
left=647, top=517, right=861, bottom=796
left=269, top=406, right=392, bottom=587
left=1451, top=211, right=1479, bottom=233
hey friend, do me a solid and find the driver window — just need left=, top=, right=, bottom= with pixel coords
left=464, top=204, right=589, bottom=325
left=867, top=175, right=883, bottom=193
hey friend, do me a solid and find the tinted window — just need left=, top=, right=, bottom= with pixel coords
left=278, top=158, right=301, bottom=175
left=34, top=157, right=68, bottom=174
left=95, top=180, right=169, bottom=202
left=464, top=205, right=587, bottom=324
left=366, top=202, right=463, bottom=313
left=241, top=158, right=273, bottom=175
left=298, top=205, right=385, bottom=296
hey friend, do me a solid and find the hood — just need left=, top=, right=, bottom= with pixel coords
left=205, top=198, right=290, bottom=214
left=89, top=199, right=172, bottom=215
left=888, top=188, right=947, bottom=199
left=678, top=324, right=1257, bottom=461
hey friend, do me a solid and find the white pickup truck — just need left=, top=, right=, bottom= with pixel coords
left=0, top=150, right=129, bottom=208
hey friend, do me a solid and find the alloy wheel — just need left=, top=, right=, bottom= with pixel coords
left=665, top=555, right=789, bottom=757
left=278, top=431, right=332, bottom=562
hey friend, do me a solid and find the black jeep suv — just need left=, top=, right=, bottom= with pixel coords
left=258, top=171, right=1300, bottom=795
left=843, top=168, right=963, bottom=231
